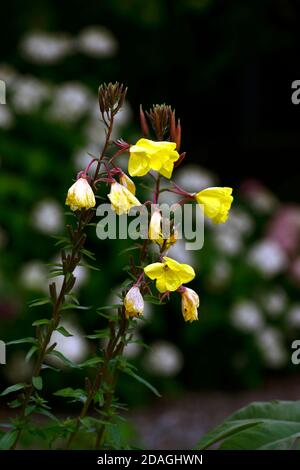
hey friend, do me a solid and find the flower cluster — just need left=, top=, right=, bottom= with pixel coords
left=66, top=106, right=234, bottom=323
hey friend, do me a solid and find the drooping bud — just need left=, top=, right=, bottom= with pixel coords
left=65, top=177, right=96, bottom=212
left=124, top=286, right=144, bottom=319
left=180, top=287, right=199, bottom=322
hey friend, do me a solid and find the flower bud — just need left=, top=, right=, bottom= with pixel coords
left=124, top=286, right=144, bottom=319
left=108, top=181, right=141, bottom=215
left=149, top=210, right=162, bottom=241
left=119, top=172, right=136, bottom=195
left=65, top=177, right=96, bottom=212
left=180, top=287, right=199, bottom=322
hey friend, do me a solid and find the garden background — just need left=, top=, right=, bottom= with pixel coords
left=1, top=0, right=300, bottom=448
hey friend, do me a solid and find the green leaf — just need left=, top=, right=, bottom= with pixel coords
left=78, top=357, right=103, bottom=368
left=29, top=298, right=51, bottom=308
left=0, top=383, right=26, bottom=397
left=61, top=303, right=92, bottom=311
left=54, top=388, right=86, bottom=403
left=32, top=376, right=43, bottom=391
left=122, top=369, right=161, bottom=397
left=7, top=337, right=38, bottom=346
left=196, top=400, right=300, bottom=450
left=0, top=430, right=18, bottom=450
left=55, top=326, right=73, bottom=337
left=25, top=345, right=38, bottom=362
left=86, top=329, right=109, bottom=340
left=32, top=319, right=51, bottom=327
left=118, top=245, right=141, bottom=256
left=46, top=350, right=79, bottom=369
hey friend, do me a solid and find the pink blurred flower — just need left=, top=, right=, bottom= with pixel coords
left=266, top=206, right=300, bottom=256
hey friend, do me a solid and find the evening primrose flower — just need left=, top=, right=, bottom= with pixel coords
left=108, top=181, right=141, bottom=215
left=180, top=287, right=199, bottom=322
left=195, top=187, right=233, bottom=224
left=124, top=286, right=144, bottom=319
left=65, top=177, right=96, bottom=211
left=144, top=256, right=195, bottom=293
left=119, top=172, right=136, bottom=195
left=128, top=138, right=180, bottom=179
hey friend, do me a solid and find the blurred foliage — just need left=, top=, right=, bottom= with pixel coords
left=1, top=0, right=300, bottom=413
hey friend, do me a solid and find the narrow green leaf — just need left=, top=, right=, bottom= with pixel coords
left=0, top=431, right=18, bottom=450
left=55, top=326, right=73, bottom=337
left=32, top=376, right=43, bottom=391
left=29, top=298, right=51, bottom=308
left=25, top=345, right=38, bottom=362
left=7, top=337, right=38, bottom=346
left=0, top=383, right=26, bottom=397
left=122, top=369, right=161, bottom=397
left=32, top=319, right=51, bottom=327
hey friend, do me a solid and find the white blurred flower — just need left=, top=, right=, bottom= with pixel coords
left=49, top=320, right=89, bottom=366
left=0, top=106, right=14, bottom=129
left=226, top=208, right=254, bottom=236
left=213, top=226, right=243, bottom=256
left=231, top=300, right=264, bottom=332
left=48, top=83, right=92, bottom=123
left=123, top=332, right=143, bottom=359
left=50, top=265, right=88, bottom=293
left=256, top=327, right=287, bottom=368
left=248, top=240, right=287, bottom=277
left=20, top=261, right=48, bottom=291
left=208, top=259, right=232, bottom=288
left=143, top=341, right=183, bottom=377
left=262, top=287, right=287, bottom=318
left=31, top=199, right=63, bottom=234
left=20, top=32, right=73, bottom=64
left=114, top=101, right=132, bottom=127
left=84, top=115, right=108, bottom=146
left=287, top=304, right=300, bottom=328
left=167, top=239, right=195, bottom=265
left=77, top=26, right=118, bottom=58
left=241, top=180, right=278, bottom=213
left=12, top=76, right=51, bottom=113
left=174, top=165, right=216, bottom=194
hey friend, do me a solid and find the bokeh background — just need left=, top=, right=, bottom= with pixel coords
left=1, top=0, right=300, bottom=449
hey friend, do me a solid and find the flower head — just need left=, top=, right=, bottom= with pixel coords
left=128, top=138, right=180, bottom=179
left=124, top=286, right=144, bottom=319
left=119, top=172, right=136, bottom=195
left=195, top=187, right=233, bottom=224
left=144, top=256, right=195, bottom=293
left=65, top=177, right=96, bottom=211
left=180, top=287, right=199, bottom=322
left=108, top=181, right=141, bottom=215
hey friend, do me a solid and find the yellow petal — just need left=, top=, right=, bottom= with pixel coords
left=144, top=262, right=165, bottom=279
left=196, top=187, right=233, bottom=224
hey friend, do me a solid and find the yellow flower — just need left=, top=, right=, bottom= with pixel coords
left=65, top=177, right=96, bottom=212
left=144, top=256, right=195, bottom=293
left=181, top=287, right=199, bottom=322
left=128, top=138, right=180, bottom=179
left=108, top=181, right=141, bottom=215
left=119, top=172, right=136, bottom=195
left=195, top=187, right=233, bottom=224
left=124, top=286, right=144, bottom=319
